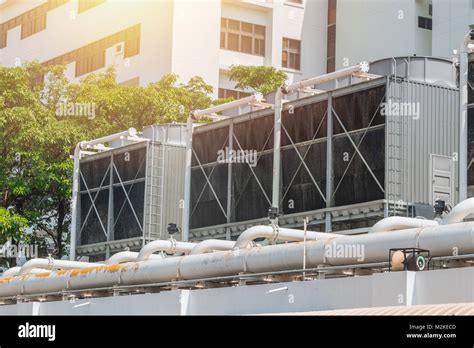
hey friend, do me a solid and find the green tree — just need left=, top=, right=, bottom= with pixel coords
left=0, top=62, right=219, bottom=263
left=227, top=65, right=288, bottom=95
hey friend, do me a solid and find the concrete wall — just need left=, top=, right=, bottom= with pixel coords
left=1, top=267, right=472, bottom=315
left=335, top=0, right=431, bottom=70
left=432, top=0, right=473, bottom=58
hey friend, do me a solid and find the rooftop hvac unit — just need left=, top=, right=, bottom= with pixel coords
left=75, top=124, right=187, bottom=261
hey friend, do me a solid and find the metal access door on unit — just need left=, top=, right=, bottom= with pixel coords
left=430, top=154, right=454, bottom=206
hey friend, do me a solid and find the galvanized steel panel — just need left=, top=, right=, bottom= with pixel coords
left=386, top=78, right=459, bottom=206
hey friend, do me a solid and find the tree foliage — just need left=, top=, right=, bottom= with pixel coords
left=0, top=62, right=217, bottom=263
left=227, top=65, right=287, bottom=95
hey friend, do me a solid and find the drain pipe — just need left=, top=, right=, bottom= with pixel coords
left=369, top=216, right=439, bottom=233
left=136, top=240, right=197, bottom=261
left=234, top=225, right=342, bottom=249
left=18, top=259, right=100, bottom=276
left=189, top=239, right=236, bottom=255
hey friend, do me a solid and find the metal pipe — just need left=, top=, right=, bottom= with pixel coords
left=2, top=221, right=474, bottom=298
left=136, top=240, right=197, bottom=261
left=3, top=267, right=51, bottom=277
left=369, top=216, right=439, bottom=233
left=283, top=62, right=369, bottom=94
left=189, top=240, right=236, bottom=255
left=459, top=32, right=471, bottom=202
left=105, top=251, right=163, bottom=265
left=191, top=94, right=262, bottom=119
left=272, top=88, right=283, bottom=212
left=233, top=225, right=342, bottom=249
left=182, top=117, right=194, bottom=241
left=18, top=259, right=100, bottom=276
left=442, top=197, right=474, bottom=224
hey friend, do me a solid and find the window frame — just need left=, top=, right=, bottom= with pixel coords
left=282, top=37, right=301, bottom=71
left=220, top=17, right=266, bottom=57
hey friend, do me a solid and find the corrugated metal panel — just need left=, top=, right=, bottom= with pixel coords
left=161, top=145, right=186, bottom=239
left=386, top=78, right=459, bottom=206
left=144, top=142, right=186, bottom=241
left=142, top=123, right=187, bottom=146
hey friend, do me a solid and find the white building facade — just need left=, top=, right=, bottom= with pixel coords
left=332, top=0, right=433, bottom=71
left=432, top=0, right=474, bottom=58
left=0, top=0, right=328, bottom=98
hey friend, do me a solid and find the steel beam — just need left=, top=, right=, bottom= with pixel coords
left=272, top=89, right=283, bottom=213
left=182, top=117, right=193, bottom=242
left=325, top=94, right=333, bottom=232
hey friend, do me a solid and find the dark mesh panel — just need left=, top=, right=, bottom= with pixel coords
left=281, top=100, right=327, bottom=146
left=113, top=147, right=146, bottom=182
left=190, top=164, right=228, bottom=229
left=233, top=152, right=272, bottom=222
left=189, top=85, right=385, bottom=229
left=80, top=189, right=108, bottom=245
left=80, top=157, right=110, bottom=190
left=113, top=181, right=145, bottom=240
left=192, top=126, right=229, bottom=166
left=332, top=85, right=385, bottom=134
left=281, top=141, right=327, bottom=214
left=233, top=114, right=274, bottom=151
left=333, top=128, right=385, bottom=206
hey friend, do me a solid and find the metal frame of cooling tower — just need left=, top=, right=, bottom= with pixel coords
left=183, top=65, right=389, bottom=241
left=183, top=57, right=461, bottom=242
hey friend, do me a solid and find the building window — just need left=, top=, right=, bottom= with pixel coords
left=327, top=0, right=337, bottom=73
left=76, top=51, right=106, bottom=77
left=0, top=0, right=68, bottom=48
left=42, top=25, right=141, bottom=78
left=78, top=0, right=106, bottom=14
left=218, top=88, right=251, bottom=100
left=429, top=4, right=432, bottom=16
left=0, top=30, right=6, bottom=49
left=418, top=16, right=432, bottom=30
left=220, top=18, right=265, bottom=56
left=282, top=38, right=301, bottom=70
left=21, top=14, right=47, bottom=39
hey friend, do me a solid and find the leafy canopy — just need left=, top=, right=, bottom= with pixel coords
left=227, top=65, right=287, bottom=95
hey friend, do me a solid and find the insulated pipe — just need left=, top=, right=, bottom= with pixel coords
left=442, top=197, right=474, bottom=224
left=283, top=62, right=369, bottom=94
left=18, top=259, right=100, bottom=276
left=191, top=94, right=263, bottom=119
left=234, top=225, right=343, bottom=249
left=136, top=240, right=197, bottom=261
left=2, top=267, right=51, bottom=277
left=2, top=222, right=474, bottom=298
left=369, top=217, right=439, bottom=233
left=189, top=240, right=236, bottom=255
left=105, top=251, right=163, bottom=265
